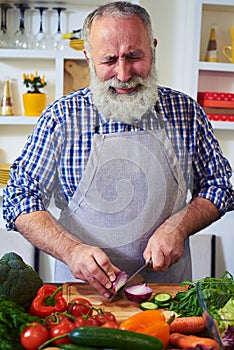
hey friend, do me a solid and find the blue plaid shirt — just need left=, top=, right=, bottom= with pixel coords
left=3, top=86, right=234, bottom=230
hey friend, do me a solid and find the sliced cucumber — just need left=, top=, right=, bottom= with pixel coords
left=153, top=293, right=172, bottom=306
left=140, top=301, right=159, bottom=311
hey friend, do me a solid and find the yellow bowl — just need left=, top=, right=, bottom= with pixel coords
left=69, top=39, right=84, bottom=51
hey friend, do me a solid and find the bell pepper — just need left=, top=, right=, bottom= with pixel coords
left=119, top=309, right=171, bottom=348
left=29, top=284, right=68, bottom=318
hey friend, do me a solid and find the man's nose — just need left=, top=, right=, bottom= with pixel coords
left=115, top=59, right=131, bottom=82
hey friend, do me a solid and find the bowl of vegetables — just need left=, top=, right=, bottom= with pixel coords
left=196, top=277, right=234, bottom=350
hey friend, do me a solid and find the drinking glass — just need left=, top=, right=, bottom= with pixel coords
left=51, top=7, right=66, bottom=51
left=13, top=3, right=31, bottom=49
left=0, top=4, right=12, bottom=48
left=33, top=6, right=51, bottom=50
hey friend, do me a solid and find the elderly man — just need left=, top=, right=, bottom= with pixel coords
left=3, top=2, right=233, bottom=297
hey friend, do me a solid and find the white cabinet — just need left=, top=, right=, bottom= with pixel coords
left=190, top=0, right=234, bottom=166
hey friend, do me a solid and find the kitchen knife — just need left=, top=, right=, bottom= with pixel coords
left=109, top=258, right=153, bottom=302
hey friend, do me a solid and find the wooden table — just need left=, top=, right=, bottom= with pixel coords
left=62, top=282, right=188, bottom=323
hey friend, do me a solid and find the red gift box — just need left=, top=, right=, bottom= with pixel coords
left=197, top=91, right=234, bottom=108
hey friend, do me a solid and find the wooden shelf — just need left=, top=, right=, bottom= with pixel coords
left=211, top=121, right=234, bottom=130
left=0, top=116, right=38, bottom=125
left=198, top=62, right=234, bottom=73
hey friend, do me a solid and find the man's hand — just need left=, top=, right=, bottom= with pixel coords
left=143, top=197, right=220, bottom=271
left=67, top=243, right=119, bottom=297
left=15, top=210, right=119, bottom=297
left=143, top=226, right=185, bottom=272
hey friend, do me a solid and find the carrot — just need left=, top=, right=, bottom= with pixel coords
left=169, top=333, right=220, bottom=349
left=169, top=316, right=206, bottom=334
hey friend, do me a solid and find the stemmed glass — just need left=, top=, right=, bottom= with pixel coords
left=0, top=4, right=12, bottom=48
left=51, top=7, right=66, bottom=51
left=13, top=3, right=31, bottom=49
left=33, top=6, right=50, bottom=50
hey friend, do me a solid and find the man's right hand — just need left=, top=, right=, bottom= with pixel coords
left=67, top=243, right=119, bottom=298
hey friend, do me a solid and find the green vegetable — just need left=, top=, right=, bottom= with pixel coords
left=153, top=293, right=172, bottom=306
left=57, top=345, right=102, bottom=349
left=140, top=301, right=159, bottom=310
left=168, top=271, right=234, bottom=317
left=69, top=326, right=163, bottom=350
left=218, top=298, right=234, bottom=323
left=0, top=295, right=40, bottom=350
left=0, top=252, right=43, bottom=310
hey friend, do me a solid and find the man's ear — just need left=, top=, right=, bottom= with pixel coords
left=83, top=50, right=90, bottom=62
left=153, top=38, right=158, bottom=48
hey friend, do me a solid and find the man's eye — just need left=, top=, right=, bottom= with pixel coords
left=127, top=53, right=142, bottom=60
left=102, top=57, right=117, bottom=64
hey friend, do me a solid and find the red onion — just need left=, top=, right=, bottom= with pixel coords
left=124, top=283, right=153, bottom=303
left=112, top=271, right=128, bottom=294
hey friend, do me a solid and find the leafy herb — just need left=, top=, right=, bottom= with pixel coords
left=168, top=271, right=234, bottom=317
left=0, top=296, right=40, bottom=349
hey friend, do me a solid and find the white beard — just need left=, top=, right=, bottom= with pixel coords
left=89, top=61, right=158, bottom=124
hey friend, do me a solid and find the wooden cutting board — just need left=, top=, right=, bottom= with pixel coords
left=62, top=283, right=188, bottom=323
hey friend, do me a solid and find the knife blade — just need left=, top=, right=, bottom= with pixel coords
left=109, top=258, right=153, bottom=302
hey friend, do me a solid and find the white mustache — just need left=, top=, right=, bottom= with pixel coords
left=108, top=77, right=145, bottom=90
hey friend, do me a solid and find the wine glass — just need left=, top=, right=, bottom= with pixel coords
left=0, top=4, right=12, bottom=48
left=13, top=3, right=31, bottom=49
left=33, top=6, right=51, bottom=50
left=51, top=7, right=66, bottom=51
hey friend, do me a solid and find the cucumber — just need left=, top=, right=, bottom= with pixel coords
left=140, top=301, right=158, bottom=311
left=153, top=293, right=172, bottom=306
left=57, top=344, right=100, bottom=350
left=69, top=326, right=163, bottom=350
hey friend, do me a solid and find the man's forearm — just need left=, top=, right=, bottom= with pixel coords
left=15, top=210, right=82, bottom=265
left=163, top=197, right=220, bottom=239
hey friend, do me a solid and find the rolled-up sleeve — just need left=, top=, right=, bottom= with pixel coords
left=3, top=111, right=59, bottom=230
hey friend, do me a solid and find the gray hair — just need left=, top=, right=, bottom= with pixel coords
left=83, top=1, right=154, bottom=58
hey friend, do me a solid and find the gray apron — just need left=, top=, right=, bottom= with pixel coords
left=56, top=113, right=192, bottom=283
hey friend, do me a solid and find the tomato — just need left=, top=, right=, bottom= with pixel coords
left=67, top=297, right=93, bottom=317
left=20, top=322, right=49, bottom=350
left=95, top=311, right=116, bottom=326
left=49, top=319, right=74, bottom=345
left=102, top=311, right=116, bottom=322
left=73, top=315, right=99, bottom=327
left=44, top=312, right=70, bottom=329
left=102, top=321, right=119, bottom=328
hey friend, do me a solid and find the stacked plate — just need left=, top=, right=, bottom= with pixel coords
left=0, top=164, right=11, bottom=185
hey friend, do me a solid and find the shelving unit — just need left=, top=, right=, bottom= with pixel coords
left=191, top=0, right=234, bottom=140
left=0, top=1, right=94, bottom=198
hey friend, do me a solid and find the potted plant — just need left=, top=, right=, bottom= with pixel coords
left=22, top=72, right=47, bottom=116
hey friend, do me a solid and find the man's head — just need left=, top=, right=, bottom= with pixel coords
left=83, top=2, right=158, bottom=123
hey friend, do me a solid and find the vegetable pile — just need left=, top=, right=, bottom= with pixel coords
left=19, top=288, right=165, bottom=350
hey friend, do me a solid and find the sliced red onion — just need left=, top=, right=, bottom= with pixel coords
left=124, top=283, right=153, bottom=303
left=112, top=271, right=128, bottom=294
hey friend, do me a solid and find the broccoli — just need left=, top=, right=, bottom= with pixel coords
left=0, top=252, right=43, bottom=310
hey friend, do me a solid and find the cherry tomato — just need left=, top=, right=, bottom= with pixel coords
left=68, top=297, right=93, bottom=317
left=49, top=319, right=74, bottom=345
left=95, top=311, right=117, bottom=326
left=102, top=311, right=116, bottom=323
left=44, top=312, right=70, bottom=329
left=20, top=322, right=49, bottom=350
left=102, top=321, right=119, bottom=328
left=73, top=315, right=99, bottom=327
